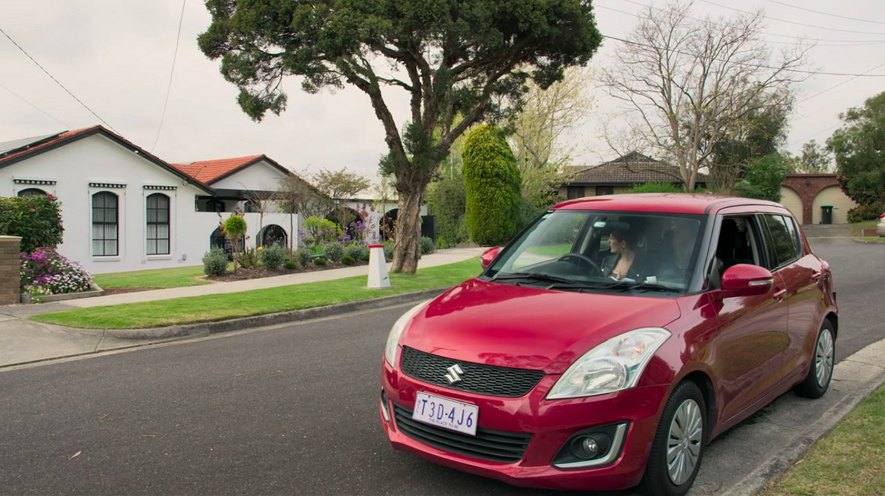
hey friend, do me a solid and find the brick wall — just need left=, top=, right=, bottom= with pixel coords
left=0, top=236, right=22, bottom=305
left=782, top=174, right=840, bottom=224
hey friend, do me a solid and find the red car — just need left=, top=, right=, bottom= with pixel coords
left=380, top=194, right=837, bottom=496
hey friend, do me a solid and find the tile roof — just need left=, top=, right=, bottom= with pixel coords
left=0, top=126, right=101, bottom=165
left=170, top=155, right=265, bottom=184
left=566, top=151, right=705, bottom=185
left=0, top=125, right=215, bottom=194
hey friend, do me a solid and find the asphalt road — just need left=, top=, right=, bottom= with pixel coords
left=0, top=237, right=880, bottom=496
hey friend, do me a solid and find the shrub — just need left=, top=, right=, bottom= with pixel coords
left=420, top=236, right=435, bottom=255
left=20, top=248, right=93, bottom=296
left=260, top=244, right=286, bottom=270
left=426, top=175, right=468, bottom=247
left=0, top=195, right=64, bottom=253
left=223, top=214, right=248, bottom=270
left=304, top=217, right=341, bottom=246
left=202, top=247, right=229, bottom=277
left=284, top=257, right=298, bottom=270
left=313, top=256, right=327, bottom=266
left=236, top=248, right=259, bottom=269
left=630, top=182, right=684, bottom=193
left=293, top=248, right=311, bottom=267
left=323, top=241, right=344, bottom=263
left=343, top=243, right=369, bottom=262
left=462, top=124, right=521, bottom=245
left=847, top=204, right=881, bottom=223
left=341, top=255, right=356, bottom=266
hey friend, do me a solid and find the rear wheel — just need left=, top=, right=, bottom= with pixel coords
left=794, top=321, right=835, bottom=399
left=640, top=381, right=706, bottom=496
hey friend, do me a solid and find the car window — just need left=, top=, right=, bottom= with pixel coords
left=488, top=210, right=704, bottom=293
left=763, top=214, right=800, bottom=267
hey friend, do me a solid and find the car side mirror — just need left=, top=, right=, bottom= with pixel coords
left=718, top=264, right=774, bottom=299
left=480, top=247, right=501, bottom=269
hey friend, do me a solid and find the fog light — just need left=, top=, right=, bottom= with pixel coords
left=554, top=423, right=627, bottom=469
left=579, top=437, right=598, bottom=458
left=571, top=433, right=610, bottom=460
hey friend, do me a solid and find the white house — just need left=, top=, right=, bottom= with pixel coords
left=0, top=126, right=310, bottom=274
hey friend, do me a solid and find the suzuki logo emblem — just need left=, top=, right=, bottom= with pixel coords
left=445, top=364, right=464, bottom=384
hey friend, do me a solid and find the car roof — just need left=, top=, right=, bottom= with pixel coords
left=553, top=193, right=783, bottom=215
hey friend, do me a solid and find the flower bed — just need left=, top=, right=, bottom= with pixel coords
left=21, top=248, right=96, bottom=301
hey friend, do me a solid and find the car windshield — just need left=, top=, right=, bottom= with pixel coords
left=485, top=210, right=704, bottom=294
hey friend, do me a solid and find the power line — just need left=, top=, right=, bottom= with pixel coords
left=768, top=0, right=885, bottom=26
left=700, top=0, right=885, bottom=36
left=602, top=34, right=885, bottom=77
left=604, top=1, right=885, bottom=45
left=0, top=25, right=115, bottom=131
left=150, top=0, right=187, bottom=152
left=0, top=82, right=71, bottom=128
left=798, top=60, right=885, bottom=103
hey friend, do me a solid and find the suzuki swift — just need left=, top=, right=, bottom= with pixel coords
left=379, top=194, right=837, bottom=496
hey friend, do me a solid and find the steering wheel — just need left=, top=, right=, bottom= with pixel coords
left=557, top=253, right=602, bottom=275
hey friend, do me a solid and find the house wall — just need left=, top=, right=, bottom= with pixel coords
left=213, top=160, right=289, bottom=193
left=0, top=134, right=300, bottom=274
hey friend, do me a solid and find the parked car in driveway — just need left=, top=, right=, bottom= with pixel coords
left=379, top=194, right=838, bottom=496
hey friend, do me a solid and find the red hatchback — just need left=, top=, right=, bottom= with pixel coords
left=379, top=194, right=837, bottom=496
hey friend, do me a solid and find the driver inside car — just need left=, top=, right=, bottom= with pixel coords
left=600, top=224, right=649, bottom=280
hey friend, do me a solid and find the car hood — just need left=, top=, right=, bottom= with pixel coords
left=402, top=278, right=681, bottom=374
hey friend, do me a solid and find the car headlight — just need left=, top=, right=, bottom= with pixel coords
left=384, top=300, right=430, bottom=366
left=547, top=328, right=671, bottom=399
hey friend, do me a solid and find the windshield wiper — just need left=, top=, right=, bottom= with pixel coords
left=491, top=272, right=582, bottom=287
left=599, top=280, right=680, bottom=293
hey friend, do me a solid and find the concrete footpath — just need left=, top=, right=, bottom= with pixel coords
left=0, top=243, right=882, bottom=495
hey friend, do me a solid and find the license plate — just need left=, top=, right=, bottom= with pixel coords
left=412, top=392, right=478, bottom=436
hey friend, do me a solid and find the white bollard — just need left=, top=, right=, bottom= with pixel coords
left=367, top=244, right=391, bottom=288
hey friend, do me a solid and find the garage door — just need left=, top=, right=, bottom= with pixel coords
left=779, top=187, right=804, bottom=223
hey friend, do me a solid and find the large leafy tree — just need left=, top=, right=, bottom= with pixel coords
left=707, top=89, right=791, bottom=192
left=792, top=140, right=832, bottom=174
left=827, top=92, right=885, bottom=208
left=198, top=0, right=601, bottom=273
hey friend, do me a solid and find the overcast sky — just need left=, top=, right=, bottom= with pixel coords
left=2, top=0, right=883, bottom=183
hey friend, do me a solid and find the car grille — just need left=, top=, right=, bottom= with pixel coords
left=400, top=346, right=544, bottom=397
left=393, top=404, right=532, bottom=463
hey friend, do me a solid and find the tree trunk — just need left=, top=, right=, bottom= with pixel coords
left=391, top=188, right=424, bottom=274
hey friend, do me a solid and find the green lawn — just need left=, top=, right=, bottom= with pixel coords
left=850, top=220, right=877, bottom=236
left=34, top=258, right=482, bottom=329
left=93, top=265, right=209, bottom=289
left=760, top=384, right=884, bottom=496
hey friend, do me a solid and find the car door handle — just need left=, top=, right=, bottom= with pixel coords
left=773, top=288, right=787, bottom=301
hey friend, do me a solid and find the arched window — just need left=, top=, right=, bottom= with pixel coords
left=146, top=193, right=170, bottom=255
left=259, top=224, right=288, bottom=247
left=92, top=192, right=118, bottom=256
left=17, top=188, right=47, bottom=197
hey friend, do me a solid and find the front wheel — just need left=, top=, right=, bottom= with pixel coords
left=640, top=381, right=707, bottom=496
left=794, top=320, right=835, bottom=399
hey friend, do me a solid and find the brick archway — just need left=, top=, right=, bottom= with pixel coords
left=782, top=174, right=840, bottom=224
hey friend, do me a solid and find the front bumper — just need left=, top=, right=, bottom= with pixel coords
left=380, top=359, right=669, bottom=492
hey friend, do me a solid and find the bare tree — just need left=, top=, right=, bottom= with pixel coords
left=508, top=66, right=594, bottom=208
left=241, top=189, right=280, bottom=243
left=277, top=174, right=328, bottom=250
left=601, top=2, right=807, bottom=190
left=311, top=168, right=371, bottom=231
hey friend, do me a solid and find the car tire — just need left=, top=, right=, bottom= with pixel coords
left=794, top=320, right=835, bottom=399
left=640, top=381, right=707, bottom=496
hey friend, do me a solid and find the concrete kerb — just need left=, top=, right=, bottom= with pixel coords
left=721, top=339, right=885, bottom=496
left=100, top=287, right=447, bottom=340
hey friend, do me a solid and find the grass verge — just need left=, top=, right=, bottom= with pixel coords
left=33, top=258, right=481, bottom=329
left=760, top=384, right=884, bottom=496
left=93, top=265, right=208, bottom=290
